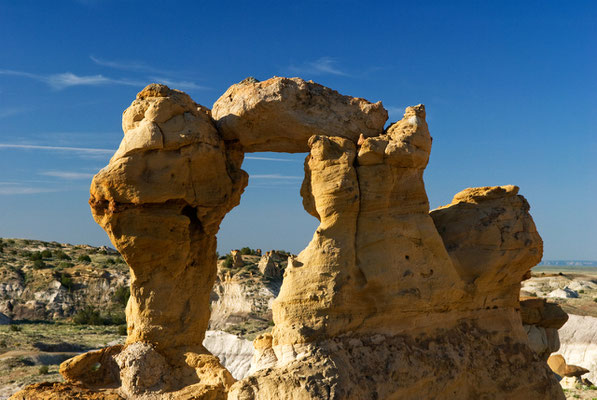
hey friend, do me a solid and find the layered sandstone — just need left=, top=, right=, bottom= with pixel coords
left=12, top=77, right=564, bottom=400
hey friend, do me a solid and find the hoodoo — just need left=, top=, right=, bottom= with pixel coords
left=11, top=77, right=565, bottom=400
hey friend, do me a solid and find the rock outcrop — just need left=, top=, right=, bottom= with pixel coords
left=12, top=77, right=564, bottom=399
left=556, top=314, right=597, bottom=384
left=519, top=297, right=568, bottom=360
left=257, top=255, right=282, bottom=279
left=229, top=250, right=244, bottom=269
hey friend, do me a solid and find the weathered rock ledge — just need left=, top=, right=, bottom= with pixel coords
left=11, top=77, right=565, bottom=399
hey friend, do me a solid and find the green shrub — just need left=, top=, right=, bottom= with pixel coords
left=33, top=259, right=46, bottom=269
left=9, top=324, right=22, bottom=332
left=54, top=250, right=71, bottom=260
left=113, top=286, right=130, bottom=307
left=28, top=252, right=42, bottom=261
left=74, top=306, right=125, bottom=326
left=594, top=298, right=597, bottom=303
left=106, top=258, right=116, bottom=265
left=105, top=311, right=126, bottom=325
left=77, top=254, right=92, bottom=263
left=240, top=247, right=254, bottom=255
left=0, top=244, right=3, bottom=253
left=41, top=249, right=52, bottom=258
left=58, top=261, right=74, bottom=269
left=223, top=254, right=233, bottom=268
left=118, top=324, right=128, bottom=336
left=7, top=239, right=15, bottom=244
left=579, top=289, right=585, bottom=294
left=73, top=306, right=103, bottom=325
left=38, top=365, right=49, bottom=375
left=60, top=273, right=74, bottom=291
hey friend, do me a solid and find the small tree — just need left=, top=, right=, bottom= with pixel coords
left=33, top=259, right=46, bottom=269
left=41, top=249, right=52, bottom=258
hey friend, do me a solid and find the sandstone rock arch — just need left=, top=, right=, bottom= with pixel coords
left=18, top=77, right=564, bottom=399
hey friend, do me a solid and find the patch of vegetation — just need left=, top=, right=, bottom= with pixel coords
left=54, top=250, right=71, bottom=260
left=38, top=365, right=49, bottom=375
left=32, top=259, right=46, bottom=269
left=240, top=247, right=256, bottom=255
left=223, top=254, right=234, bottom=268
left=73, top=306, right=126, bottom=326
left=77, top=254, right=92, bottom=263
left=10, top=324, right=22, bottom=332
left=59, top=273, right=74, bottom=291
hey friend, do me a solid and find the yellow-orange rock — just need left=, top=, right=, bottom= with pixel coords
left=212, top=77, right=388, bottom=153
left=17, top=80, right=564, bottom=400
left=230, top=106, right=563, bottom=399
left=79, top=84, right=243, bottom=398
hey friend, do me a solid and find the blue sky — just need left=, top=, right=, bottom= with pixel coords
left=0, top=0, right=595, bottom=259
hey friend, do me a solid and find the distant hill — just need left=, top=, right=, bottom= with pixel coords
left=538, top=260, right=597, bottom=267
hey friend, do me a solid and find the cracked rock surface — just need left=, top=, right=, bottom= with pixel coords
left=11, top=78, right=564, bottom=400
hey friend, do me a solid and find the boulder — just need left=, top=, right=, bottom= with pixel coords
left=547, top=287, right=579, bottom=298
left=548, top=354, right=590, bottom=377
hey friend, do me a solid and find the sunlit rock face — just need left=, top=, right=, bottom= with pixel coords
left=11, top=77, right=564, bottom=400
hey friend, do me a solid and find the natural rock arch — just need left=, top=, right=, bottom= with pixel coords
left=31, top=78, right=563, bottom=399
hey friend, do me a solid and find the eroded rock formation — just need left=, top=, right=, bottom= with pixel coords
left=11, top=77, right=565, bottom=399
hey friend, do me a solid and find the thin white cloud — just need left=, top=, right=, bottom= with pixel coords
left=245, top=156, right=301, bottom=162
left=251, top=174, right=302, bottom=180
left=288, top=57, right=350, bottom=77
left=0, top=107, right=27, bottom=119
left=40, top=171, right=95, bottom=180
left=150, top=77, right=207, bottom=91
left=0, top=185, right=59, bottom=195
left=0, top=143, right=114, bottom=155
left=0, top=69, right=143, bottom=89
left=90, top=55, right=165, bottom=74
